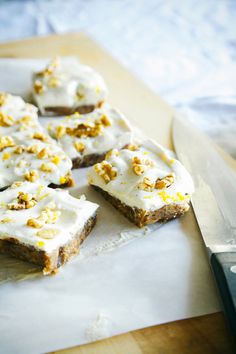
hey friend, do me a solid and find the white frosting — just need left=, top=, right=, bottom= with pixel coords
left=0, top=140, right=72, bottom=189
left=88, top=139, right=194, bottom=211
left=32, top=57, right=108, bottom=114
left=0, top=182, right=98, bottom=253
left=48, top=105, right=133, bottom=159
left=0, top=92, right=39, bottom=134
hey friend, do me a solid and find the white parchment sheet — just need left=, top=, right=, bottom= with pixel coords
left=0, top=59, right=220, bottom=354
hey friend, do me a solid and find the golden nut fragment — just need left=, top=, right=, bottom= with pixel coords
left=0, top=112, right=14, bottom=127
left=36, top=228, right=59, bottom=239
left=37, top=147, right=50, bottom=159
left=33, top=132, right=48, bottom=142
left=56, top=125, right=66, bottom=138
left=74, top=141, right=85, bottom=153
left=26, top=144, right=40, bottom=154
left=0, top=136, right=15, bottom=151
left=14, top=145, right=25, bottom=154
left=40, top=163, right=53, bottom=173
left=24, top=170, right=39, bottom=182
left=34, top=81, right=44, bottom=94
left=138, top=177, right=155, bottom=192
left=0, top=92, right=7, bottom=106
left=94, top=160, right=117, bottom=184
left=126, top=144, right=139, bottom=151
left=155, top=174, right=175, bottom=190
left=8, top=191, right=37, bottom=210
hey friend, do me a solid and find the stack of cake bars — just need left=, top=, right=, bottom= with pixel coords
left=0, top=57, right=194, bottom=274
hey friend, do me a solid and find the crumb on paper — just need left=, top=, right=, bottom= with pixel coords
left=85, top=313, right=111, bottom=342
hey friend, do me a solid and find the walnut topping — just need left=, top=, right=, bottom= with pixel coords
left=14, top=145, right=25, bottom=154
left=27, top=204, right=61, bottom=229
left=34, top=81, right=44, bottom=94
left=8, top=191, right=37, bottom=210
left=37, top=147, right=50, bottom=159
left=100, top=114, right=111, bottom=127
left=105, top=149, right=119, bottom=160
left=16, top=160, right=27, bottom=168
left=24, top=170, right=39, bottom=182
left=56, top=125, right=66, bottom=138
left=138, top=177, right=155, bottom=192
left=74, top=141, right=85, bottom=153
left=26, top=144, right=40, bottom=154
left=66, top=121, right=103, bottom=138
left=36, top=228, right=59, bottom=239
left=33, top=132, right=48, bottom=142
left=132, top=156, right=155, bottom=175
left=0, top=112, right=14, bottom=127
left=20, top=115, right=34, bottom=126
left=37, top=57, right=59, bottom=77
left=155, top=174, right=175, bottom=189
left=0, top=217, right=13, bottom=224
left=94, top=161, right=117, bottom=183
left=0, top=92, right=7, bottom=106
left=126, top=144, right=139, bottom=151
left=40, top=163, right=53, bottom=173
left=0, top=136, right=15, bottom=151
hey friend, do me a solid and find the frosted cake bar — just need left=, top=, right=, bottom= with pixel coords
left=47, top=106, right=132, bottom=168
left=88, top=140, right=194, bottom=227
left=32, top=57, right=108, bottom=116
left=0, top=182, right=98, bottom=274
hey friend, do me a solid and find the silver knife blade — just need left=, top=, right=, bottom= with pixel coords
left=173, top=114, right=236, bottom=254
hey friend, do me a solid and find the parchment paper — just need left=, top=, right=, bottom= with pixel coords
left=0, top=59, right=220, bottom=354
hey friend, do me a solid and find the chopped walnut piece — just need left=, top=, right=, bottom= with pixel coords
left=24, top=170, right=39, bottom=182
left=99, top=114, right=111, bottom=127
left=20, top=115, right=34, bottom=126
left=155, top=174, right=175, bottom=189
left=138, top=177, right=155, bottom=192
left=105, top=149, right=119, bottom=160
left=2, top=151, right=11, bottom=160
left=37, top=147, right=50, bottom=159
left=26, top=144, right=40, bottom=154
left=14, top=145, right=25, bottom=154
left=33, top=132, right=48, bottom=142
left=27, top=205, right=61, bottom=229
left=11, top=181, right=24, bottom=188
left=0, top=112, right=14, bottom=127
left=36, top=228, right=59, bottom=239
left=40, top=163, right=53, bottom=173
left=132, top=156, right=155, bottom=176
left=94, top=161, right=117, bottom=183
left=56, top=125, right=66, bottom=138
left=0, top=136, right=15, bottom=151
left=8, top=191, right=37, bottom=210
left=126, top=144, right=139, bottom=151
left=37, top=57, right=59, bottom=78
left=74, top=141, right=85, bottom=153
left=34, top=81, right=44, bottom=94
left=66, top=121, right=103, bottom=138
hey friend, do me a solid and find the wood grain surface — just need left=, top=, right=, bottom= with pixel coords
left=0, top=33, right=234, bottom=354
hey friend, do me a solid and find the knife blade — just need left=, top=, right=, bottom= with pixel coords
left=173, top=114, right=236, bottom=338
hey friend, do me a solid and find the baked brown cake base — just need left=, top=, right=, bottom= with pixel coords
left=92, top=185, right=189, bottom=228
left=72, top=152, right=106, bottom=169
left=42, top=101, right=104, bottom=116
left=0, top=213, right=97, bottom=275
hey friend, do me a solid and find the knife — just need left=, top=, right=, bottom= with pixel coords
left=173, top=114, right=236, bottom=338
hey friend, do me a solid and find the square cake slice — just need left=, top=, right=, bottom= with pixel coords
left=0, top=182, right=98, bottom=274
left=32, top=57, right=108, bottom=116
left=47, top=106, right=132, bottom=168
left=88, top=140, right=194, bottom=227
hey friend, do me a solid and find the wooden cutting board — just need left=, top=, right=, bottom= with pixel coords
left=0, top=33, right=234, bottom=354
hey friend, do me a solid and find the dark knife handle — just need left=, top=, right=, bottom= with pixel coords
left=211, top=252, right=236, bottom=338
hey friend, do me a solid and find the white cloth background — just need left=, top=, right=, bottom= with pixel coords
left=0, top=0, right=236, bottom=157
